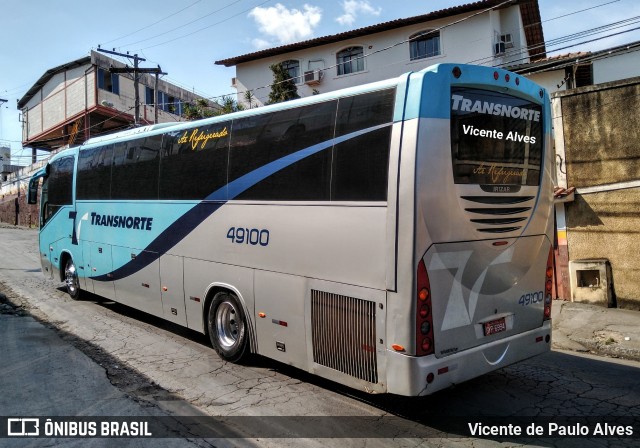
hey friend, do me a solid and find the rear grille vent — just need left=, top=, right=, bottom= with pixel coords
left=465, top=207, right=532, bottom=215
left=311, top=290, right=378, bottom=384
left=461, top=195, right=535, bottom=234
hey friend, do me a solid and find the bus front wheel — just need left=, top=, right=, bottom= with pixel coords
left=207, top=292, right=248, bottom=363
left=64, top=258, right=81, bottom=300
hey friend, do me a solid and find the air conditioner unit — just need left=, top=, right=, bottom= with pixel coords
left=231, top=77, right=237, bottom=87
left=304, top=70, right=322, bottom=85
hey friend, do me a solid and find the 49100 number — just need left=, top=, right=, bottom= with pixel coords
left=518, top=290, right=544, bottom=306
left=227, top=227, right=270, bottom=246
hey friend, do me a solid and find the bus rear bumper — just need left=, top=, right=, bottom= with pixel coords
left=385, top=321, right=552, bottom=396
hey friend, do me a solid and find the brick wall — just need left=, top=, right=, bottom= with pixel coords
left=0, top=189, right=40, bottom=228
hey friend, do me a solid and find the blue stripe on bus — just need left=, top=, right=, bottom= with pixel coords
left=92, top=122, right=392, bottom=282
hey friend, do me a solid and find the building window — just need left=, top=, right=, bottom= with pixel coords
left=97, top=68, right=120, bottom=94
left=145, top=86, right=155, bottom=105
left=409, top=31, right=440, bottom=60
left=157, top=91, right=182, bottom=115
left=336, top=47, right=365, bottom=76
left=281, top=60, right=301, bottom=83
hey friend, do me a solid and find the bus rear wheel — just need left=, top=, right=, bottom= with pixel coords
left=207, top=292, right=248, bottom=363
left=64, top=258, right=81, bottom=300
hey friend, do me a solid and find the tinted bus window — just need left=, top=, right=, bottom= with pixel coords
left=450, top=87, right=542, bottom=186
left=159, top=122, right=230, bottom=200
left=48, top=155, right=75, bottom=206
left=331, top=89, right=395, bottom=201
left=230, top=100, right=337, bottom=201
left=77, top=144, right=114, bottom=200
left=111, top=135, right=161, bottom=200
left=42, top=155, right=75, bottom=225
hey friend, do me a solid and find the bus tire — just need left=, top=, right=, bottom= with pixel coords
left=64, top=258, right=81, bottom=300
left=207, top=291, right=248, bottom=363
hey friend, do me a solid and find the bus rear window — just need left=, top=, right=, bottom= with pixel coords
left=450, top=87, right=542, bottom=186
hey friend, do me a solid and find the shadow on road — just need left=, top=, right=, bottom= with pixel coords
left=50, top=288, right=640, bottom=444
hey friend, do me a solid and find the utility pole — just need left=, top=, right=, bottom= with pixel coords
left=0, top=98, right=7, bottom=136
left=96, top=47, right=167, bottom=125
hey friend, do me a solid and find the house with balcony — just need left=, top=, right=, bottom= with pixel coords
left=215, top=0, right=546, bottom=107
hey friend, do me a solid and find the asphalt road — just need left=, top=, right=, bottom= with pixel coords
left=1, top=225, right=639, bottom=447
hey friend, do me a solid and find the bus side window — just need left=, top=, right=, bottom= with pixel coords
left=112, top=135, right=161, bottom=200
left=43, top=155, right=75, bottom=225
left=331, top=89, right=395, bottom=201
left=229, top=100, right=336, bottom=201
left=159, top=123, right=230, bottom=200
left=77, top=145, right=114, bottom=200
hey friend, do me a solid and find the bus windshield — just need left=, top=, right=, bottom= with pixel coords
left=450, top=87, right=543, bottom=186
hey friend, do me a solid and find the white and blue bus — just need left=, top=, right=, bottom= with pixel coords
left=29, top=64, right=554, bottom=396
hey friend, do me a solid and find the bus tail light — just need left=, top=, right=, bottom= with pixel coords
left=544, top=248, right=554, bottom=320
left=416, top=259, right=435, bottom=356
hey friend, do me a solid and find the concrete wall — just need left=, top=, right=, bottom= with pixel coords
left=527, top=70, right=566, bottom=94
left=23, top=64, right=95, bottom=142
left=593, top=50, right=640, bottom=85
left=555, top=77, right=640, bottom=309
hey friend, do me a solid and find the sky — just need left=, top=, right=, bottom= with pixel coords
left=1, top=0, right=640, bottom=166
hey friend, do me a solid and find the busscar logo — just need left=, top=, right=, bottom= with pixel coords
left=7, top=418, right=40, bottom=436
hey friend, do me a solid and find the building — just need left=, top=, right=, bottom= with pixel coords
left=0, top=145, right=19, bottom=182
left=17, top=50, right=212, bottom=160
left=1, top=50, right=215, bottom=226
left=510, top=40, right=640, bottom=93
left=509, top=41, right=640, bottom=308
left=216, top=0, right=545, bottom=106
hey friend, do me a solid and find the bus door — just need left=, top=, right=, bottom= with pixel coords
left=113, top=247, right=162, bottom=317
left=87, top=243, right=115, bottom=300
left=159, top=254, right=187, bottom=326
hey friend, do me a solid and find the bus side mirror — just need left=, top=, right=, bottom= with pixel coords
left=27, top=177, right=39, bottom=204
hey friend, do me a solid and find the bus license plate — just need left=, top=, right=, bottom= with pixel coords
left=483, top=317, right=506, bottom=336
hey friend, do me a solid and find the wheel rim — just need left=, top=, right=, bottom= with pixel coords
left=65, top=261, right=79, bottom=295
left=215, top=300, right=242, bottom=350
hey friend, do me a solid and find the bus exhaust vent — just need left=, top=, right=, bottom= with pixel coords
left=311, top=290, right=378, bottom=384
left=461, top=195, right=534, bottom=234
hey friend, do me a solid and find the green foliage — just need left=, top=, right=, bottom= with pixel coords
left=214, top=95, right=245, bottom=115
left=243, top=90, right=256, bottom=109
left=268, top=63, right=300, bottom=104
left=182, top=98, right=215, bottom=120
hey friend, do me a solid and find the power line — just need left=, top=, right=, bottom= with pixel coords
left=118, top=0, right=246, bottom=49
left=9, top=0, right=640, bottom=152
left=137, top=0, right=272, bottom=51
left=212, top=0, right=631, bottom=105
left=101, top=0, right=204, bottom=46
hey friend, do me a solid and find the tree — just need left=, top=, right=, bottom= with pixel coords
left=243, top=90, right=256, bottom=109
left=182, top=99, right=215, bottom=120
left=267, top=63, right=299, bottom=104
left=214, top=95, right=245, bottom=115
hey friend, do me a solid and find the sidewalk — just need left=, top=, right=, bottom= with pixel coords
left=551, top=299, right=640, bottom=362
